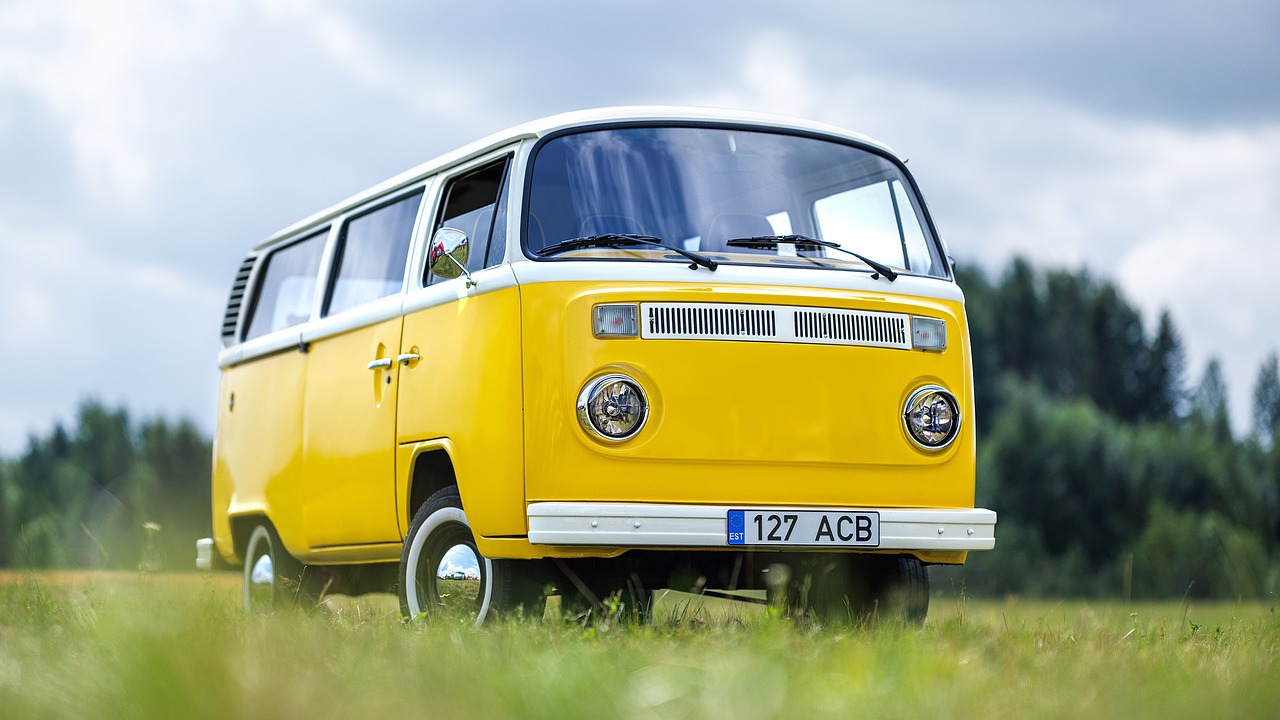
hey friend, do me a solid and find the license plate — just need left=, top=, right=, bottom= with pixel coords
left=726, top=509, right=880, bottom=547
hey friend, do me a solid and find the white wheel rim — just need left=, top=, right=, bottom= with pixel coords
left=404, top=506, right=493, bottom=625
left=243, top=525, right=273, bottom=612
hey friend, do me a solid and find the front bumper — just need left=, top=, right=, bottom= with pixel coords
left=527, top=503, right=996, bottom=551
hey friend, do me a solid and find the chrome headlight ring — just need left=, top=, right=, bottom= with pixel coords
left=576, top=374, right=649, bottom=442
left=902, top=385, right=962, bottom=450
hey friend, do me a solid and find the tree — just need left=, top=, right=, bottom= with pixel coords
left=1253, top=353, right=1280, bottom=446
left=993, top=258, right=1044, bottom=379
left=1191, top=359, right=1232, bottom=443
left=954, top=263, right=1000, bottom=431
left=1040, top=269, right=1093, bottom=399
left=1086, top=282, right=1147, bottom=421
left=1138, top=311, right=1186, bottom=424
left=0, top=400, right=212, bottom=570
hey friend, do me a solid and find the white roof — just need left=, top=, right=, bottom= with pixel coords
left=258, top=106, right=897, bottom=250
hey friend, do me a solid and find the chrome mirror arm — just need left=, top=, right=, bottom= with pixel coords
left=446, top=253, right=476, bottom=288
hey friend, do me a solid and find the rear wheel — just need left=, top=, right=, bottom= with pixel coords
left=242, top=522, right=308, bottom=612
left=398, top=486, right=545, bottom=624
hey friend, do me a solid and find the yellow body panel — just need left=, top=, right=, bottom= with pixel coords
left=214, top=278, right=977, bottom=566
left=396, top=285, right=527, bottom=538
left=521, top=281, right=976, bottom=511
left=212, top=347, right=309, bottom=561
left=299, top=316, right=403, bottom=549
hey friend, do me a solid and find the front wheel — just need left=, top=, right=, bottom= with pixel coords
left=875, top=556, right=929, bottom=623
left=767, top=554, right=929, bottom=625
left=398, top=486, right=545, bottom=624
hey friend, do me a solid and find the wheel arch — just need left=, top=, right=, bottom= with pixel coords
left=228, top=512, right=273, bottom=567
left=405, top=441, right=460, bottom=527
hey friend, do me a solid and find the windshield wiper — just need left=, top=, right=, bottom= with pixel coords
left=537, top=233, right=717, bottom=272
left=725, top=235, right=898, bottom=281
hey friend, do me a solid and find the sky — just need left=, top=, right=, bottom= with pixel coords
left=0, top=0, right=1277, bottom=453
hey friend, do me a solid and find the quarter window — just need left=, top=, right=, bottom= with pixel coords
left=326, top=189, right=424, bottom=316
left=242, top=229, right=328, bottom=342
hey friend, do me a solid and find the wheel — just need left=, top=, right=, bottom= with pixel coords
left=770, top=553, right=873, bottom=625
left=398, top=486, right=545, bottom=624
left=766, top=554, right=929, bottom=625
left=242, top=522, right=307, bottom=612
left=872, top=556, right=929, bottom=623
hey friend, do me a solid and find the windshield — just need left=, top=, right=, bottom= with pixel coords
left=524, top=125, right=946, bottom=278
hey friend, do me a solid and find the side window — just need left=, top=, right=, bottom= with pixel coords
left=242, top=229, right=328, bottom=342
left=428, top=158, right=510, bottom=284
left=326, top=189, right=424, bottom=316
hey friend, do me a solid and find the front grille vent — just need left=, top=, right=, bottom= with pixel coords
left=640, top=302, right=912, bottom=350
left=646, top=304, right=777, bottom=340
left=221, top=254, right=257, bottom=343
left=793, top=309, right=908, bottom=346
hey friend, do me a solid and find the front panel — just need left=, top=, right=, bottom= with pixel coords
left=520, top=280, right=976, bottom=512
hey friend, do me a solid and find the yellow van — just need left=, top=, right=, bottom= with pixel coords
left=200, top=107, right=996, bottom=623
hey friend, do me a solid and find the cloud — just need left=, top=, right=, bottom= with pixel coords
left=0, top=223, right=224, bottom=450
left=0, top=0, right=1276, bottom=452
left=437, top=546, right=480, bottom=579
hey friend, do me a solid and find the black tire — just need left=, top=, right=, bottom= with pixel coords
left=242, top=522, right=308, bottom=612
left=768, top=554, right=929, bottom=625
left=398, top=486, right=545, bottom=624
left=873, top=556, right=929, bottom=623
left=771, top=553, right=872, bottom=625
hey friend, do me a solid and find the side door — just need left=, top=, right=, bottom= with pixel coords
left=300, top=188, right=426, bottom=551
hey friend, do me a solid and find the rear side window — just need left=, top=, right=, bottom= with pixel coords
left=326, top=189, right=424, bottom=316
left=242, top=229, right=328, bottom=342
left=428, top=159, right=510, bottom=284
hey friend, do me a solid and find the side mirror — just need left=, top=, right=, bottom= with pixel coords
left=428, top=227, right=475, bottom=287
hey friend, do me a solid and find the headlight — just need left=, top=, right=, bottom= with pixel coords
left=903, top=385, right=961, bottom=450
left=577, top=374, right=649, bottom=441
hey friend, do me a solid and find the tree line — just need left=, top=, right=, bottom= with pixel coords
left=941, top=259, right=1280, bottom=599
left=0, top=405, right=211, bottom=571
left=1, top=256, right=1277, bottom=598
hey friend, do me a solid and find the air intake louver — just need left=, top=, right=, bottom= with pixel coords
left=793, top=309, right=908, bottom=346
left=640, top=302, right=911, bottom=350
left=646, top=304, right=777, bottom=340
left=221, top=255, right=256, bottom=343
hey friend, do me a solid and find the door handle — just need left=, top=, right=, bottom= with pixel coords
left=367, top=358, right=393, bottom=370
left=396, top=353, right=421, bottom=366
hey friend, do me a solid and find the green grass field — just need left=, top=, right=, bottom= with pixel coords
left=0, top=570, right=1276, bottom=719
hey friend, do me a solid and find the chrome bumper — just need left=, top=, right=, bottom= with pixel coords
left=527, top=503, right=996, bottom=551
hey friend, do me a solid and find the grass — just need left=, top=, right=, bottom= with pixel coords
left=0, top=570, right=1277, bottom=719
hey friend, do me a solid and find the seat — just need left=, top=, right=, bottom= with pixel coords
left=701, top=213, right=775, bottom=253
